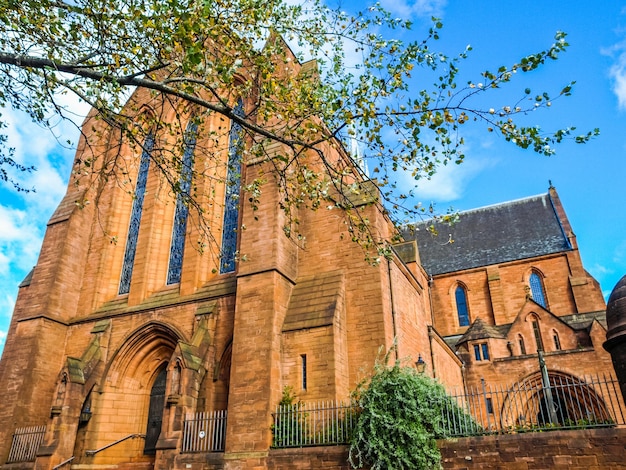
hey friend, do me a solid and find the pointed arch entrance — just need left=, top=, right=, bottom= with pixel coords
left=81, top=322, right=180, bottom=467
left=145, top=366, right=168, bottom=454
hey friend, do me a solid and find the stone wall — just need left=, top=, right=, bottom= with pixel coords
left=438, top=427, right=626, bottom=470
left=262, top=427, right=626, bottom=470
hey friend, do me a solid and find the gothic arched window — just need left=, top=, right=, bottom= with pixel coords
left=529, top=271, right=548, bottom=308
left=220, top=98, right=244, bottom=274
left=119, top=134, right=154, bottom=295
left=518, top=334, right=527, bottom=355
left=455, top=285, right=470, bottom=327
left=167, top=122, right=198, bottom=285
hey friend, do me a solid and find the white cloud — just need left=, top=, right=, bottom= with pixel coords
left=609, top=57, right=626, bottom=110
left=603, top=32, right=626, bottom=111
left=378, top=0, right=447, bottom=19
left=410, top=156, right=493, bottom=202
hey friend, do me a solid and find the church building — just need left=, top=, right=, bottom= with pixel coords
left=406, top=188, right=613, bottom=422
left=0, top=41, right=616, bottom=470
left=0, top=48, right=462, bottom=470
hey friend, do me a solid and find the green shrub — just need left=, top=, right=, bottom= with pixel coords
left=349, top=359, right=471, bottom=470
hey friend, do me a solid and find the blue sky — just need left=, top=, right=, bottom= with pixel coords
left=1, top=0, right=625, bottom=353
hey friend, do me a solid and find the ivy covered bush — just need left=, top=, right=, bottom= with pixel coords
left=349, top=359, right=470, bottom=470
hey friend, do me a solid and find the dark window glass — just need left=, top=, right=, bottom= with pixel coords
left=474, top=343, right=490, bottom=361
left=474, top=344, right=481, bottom=361
left=553, top=332, right=561, bottom=351
left=519, top=335, right=527, bottom=355
left=301, top=354, right=307, bottom=390
left=167, top=122, right=198, bottom=285
left=481, top=343, right=490, bottom=360
left=220, top=99, right=244, bottom=274
left=119, top=134, right=154, bottom=294
left=455, top=285, right=470, bottom=327
left=486, top=397, right=494, bottom=414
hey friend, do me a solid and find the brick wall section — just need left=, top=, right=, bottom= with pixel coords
left=438, top=427, right=626, bottom=469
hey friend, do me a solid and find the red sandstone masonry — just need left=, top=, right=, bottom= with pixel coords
left=438, top=427, right=626, bottom=470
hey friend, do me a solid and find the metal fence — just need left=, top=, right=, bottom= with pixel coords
left=182, top=410, right=227, bottom=452
left=269, top=373, right=625, bottom=447
left=7, top=425, right=46, bottom=463
left=443, top=373, right=625, bottom=436
left=272, top=400, right=357, bottom=448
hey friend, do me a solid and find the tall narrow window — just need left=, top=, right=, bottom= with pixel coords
left=455, top=285, right=470, bottom=327
left=553, top=331, right=562, bottom=351
left=167, top=122, right=198, bottom=285
left=532, top=319, right=544, bottom=352
left=301, top=354, right=307, bottom=391
left=481, top=343, right=490, bottom=360
left=529, top=272, right=547, bottom=308
left=119, top=134, right=154, bottom=295
left=485, top=397, right=494, bottom=414
left=518, top=334, right=527, bottom=355
left=220, top=99, right=244, bottom=274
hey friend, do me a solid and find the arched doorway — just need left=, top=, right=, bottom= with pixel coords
left=145, top=366, right=168, bottom=454
left=79, top=322, right=180, bottom=467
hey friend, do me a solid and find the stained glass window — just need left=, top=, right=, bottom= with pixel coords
left=455, top=285, right=470, bottom=327
left=220, top=99, right=244, bottom=274
left=167, top=122, right=198, bottom=285
left=529, top=272, right=547, bottom=308
left=119, top=134, right=154, bottom=295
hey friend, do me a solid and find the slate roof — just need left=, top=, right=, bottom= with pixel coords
left=402, top=193, right=572, bottom=275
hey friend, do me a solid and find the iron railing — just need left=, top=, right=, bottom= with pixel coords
left=7, top=425, right=46, bottom=463
left=270, top=374, right=625, bottom=447
left=271, top=400, right=357, bottom=448
left=443, top=373, right=625, bottom=436
left=85, top=433, right=145, bottom=456
left=182, top=410, right=227, bottom=452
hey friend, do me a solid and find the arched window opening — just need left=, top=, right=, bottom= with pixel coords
left=529, top=271, right=548, bottom=308
left=119, top=134, right=154, bottom=294
left=518, top=334, right=527, bottom=355
left=455, top=285, right=470, bottom=327
left=532, top=318, right=544, bottom=352
left=553, top=330, right=562, bottom=351
left=144, top=366, right=167, bottom=455
left=220, top=98, right=245, bottom=274
left=167, top=122, right=198, bottom=285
